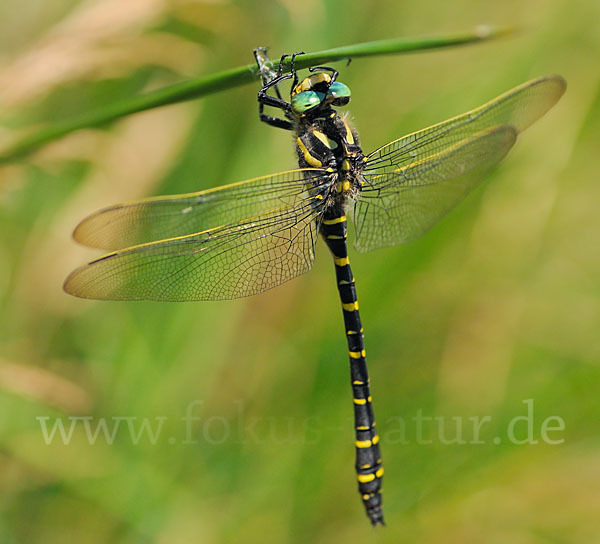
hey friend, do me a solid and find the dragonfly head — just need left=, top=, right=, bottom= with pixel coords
left=291, top=72, right=351, bottom=116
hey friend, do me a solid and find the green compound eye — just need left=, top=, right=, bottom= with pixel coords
left=328, top=81, right=351, bottom=105
left=291, top=90, right=325, bottom=113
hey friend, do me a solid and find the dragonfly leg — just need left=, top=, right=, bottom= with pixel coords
left=255, top=51, right=306, bottom=131
left=288, top=51, right=305, bottom=88
left=256, top=66, right=295, bottom=130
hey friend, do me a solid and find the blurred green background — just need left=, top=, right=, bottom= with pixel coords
left=1, top=0, right=599, bottom=542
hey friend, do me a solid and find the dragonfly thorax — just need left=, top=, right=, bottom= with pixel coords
left=294, top=111, right=365, bottom=205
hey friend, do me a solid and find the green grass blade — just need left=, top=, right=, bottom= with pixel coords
left=0, top=26, right=512, bottom=164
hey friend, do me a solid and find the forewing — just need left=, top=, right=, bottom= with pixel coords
left=353, top=126, right=517, bottom=252
left=73, top=169, right=325, bottom=250
left=364, top=76, right=565, bottom=174
left=353, top=76, right=565, bottom=252
left=64, top=188, right=326, bottom=301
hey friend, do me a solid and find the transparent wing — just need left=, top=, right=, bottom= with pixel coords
left=64, top=179, right=328, bottom=301
left=73, top=169, right=325, bottom=250
left=354, top=76, right=566, bottom=252
left=354, top=126, right=517, bottom=251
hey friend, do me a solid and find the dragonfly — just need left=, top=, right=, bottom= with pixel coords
left=64, top=49, right=566, bottom=526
